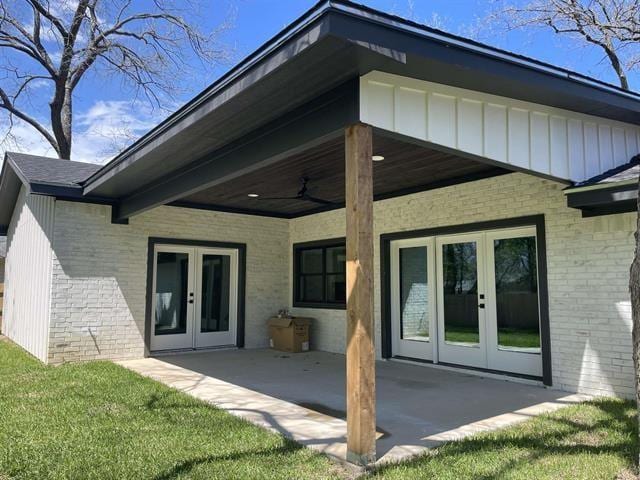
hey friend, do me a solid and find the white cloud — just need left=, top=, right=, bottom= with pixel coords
left=0, top=99, right=171, bottom=166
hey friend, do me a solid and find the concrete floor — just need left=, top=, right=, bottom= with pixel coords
left=119, top=349, right=588, bottom=465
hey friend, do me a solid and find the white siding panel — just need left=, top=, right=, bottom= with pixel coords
left=530, top=112, right=550, bottom=174
left=428, top=93, right=456, bottom=147
left=2, top=187, right=54, bottom=362
left=568, top=119, right=585, bottom=180
left=365, top=81, right=394, bottom=130
left=360, top=71, right=640, bottom=181
left=457, top=98, right=483, bottom=155
left=394, top=87, right=427, bottom=140
left=626, top=129, right=638, bottom=160
left=612, top=127, right=627, bottom=167
left=550, top=116, right=569, bottom=178
left=584, top=123, right=600, bottom=178
left=598, top=125, right=614, bottom=171
left=508, top=108, right=530, bottom=168
left=484, top=103, right=507, bottom=162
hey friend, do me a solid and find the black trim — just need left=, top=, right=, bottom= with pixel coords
left=567, top=183, right=637, bottom=207
left=566, top=183, right=638, bottom=217
left=379, top=215, right=552, bottom=386
left=293, top=237, right=347, bottom=309
left=144, top=237, right=247, bottom=354
left=581, top=201, right=637, bottom=217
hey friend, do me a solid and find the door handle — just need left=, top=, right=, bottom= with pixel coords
left=188, top=299, right=194, bottom=304
left=478, top=303, right=485, bottom=309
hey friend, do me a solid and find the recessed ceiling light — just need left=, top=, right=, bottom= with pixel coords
left=247, top=193, right=259, bottom=198
left=372, top=155, right=385, bottom=162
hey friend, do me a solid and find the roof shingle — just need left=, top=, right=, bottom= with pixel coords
left=5, top=152, right=102, bottom=187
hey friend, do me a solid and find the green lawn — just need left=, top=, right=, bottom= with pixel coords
left=370, top=399, right=637, bottom=480
left=0, top=337, right=637, bottom=480
left=0, top=338, right=342, bottom=480
left=445, top=326, right=540, bottom=348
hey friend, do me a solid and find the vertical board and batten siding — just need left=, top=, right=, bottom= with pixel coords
left=2, top=187, right=55, bottom=361
left=360, top=71, right=640, bottom=182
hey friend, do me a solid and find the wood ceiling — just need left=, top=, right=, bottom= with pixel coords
left=174, top=133, right=510, bottom=217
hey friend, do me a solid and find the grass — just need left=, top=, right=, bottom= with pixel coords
left=370, top=399, right=638, bottom=480
left=0, top=337, right=637, bottom=480
left=445, top=326, right=540, bottom=348
left=0, top=338, right=343, bottom=480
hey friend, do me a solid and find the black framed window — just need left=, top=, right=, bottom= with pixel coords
left=294, top=239, right=346, bottom=308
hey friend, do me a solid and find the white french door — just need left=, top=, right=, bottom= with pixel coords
left=390, top=227, right=543, bottom=377
left=436, top=233, right=488, bottom=369
left=483, top=227, right=541, bottom=376
left=390, top=238, right=436, bottom=361
left=150, top=244, right=239, bottom=352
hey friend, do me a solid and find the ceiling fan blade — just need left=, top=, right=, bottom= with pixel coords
left=302, top=195, right=336, bottom=206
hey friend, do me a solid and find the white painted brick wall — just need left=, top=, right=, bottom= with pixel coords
left=289, top=173, right=636, bottom=398
left=49, top=202, right=289, bottom=364
left=44, top=172, right=635, bottom=397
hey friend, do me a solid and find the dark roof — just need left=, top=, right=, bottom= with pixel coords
left=6, top=152, right=101, bottom=187
left=571, top=157, right=640, bottom=189
left=81, top=0, right=640, bottom=199
left=0, top=152, right=104, bottom=234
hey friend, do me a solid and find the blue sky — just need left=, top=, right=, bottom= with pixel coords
left=2, top=0, right=637, bottom=163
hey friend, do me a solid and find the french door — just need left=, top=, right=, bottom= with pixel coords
left=390, top=227, right=542, bottom=377
left=390, top=238, right=436, bottom=361
left=150, top=244, right=239, bottom=352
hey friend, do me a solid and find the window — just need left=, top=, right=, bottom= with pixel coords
left=294, top=240, right=346, bottom=308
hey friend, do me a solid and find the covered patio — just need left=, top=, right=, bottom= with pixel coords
left=119, top=349, right=587, bottom=465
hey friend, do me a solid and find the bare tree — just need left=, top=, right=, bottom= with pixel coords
left=495, top=0, right=640, bottom=466
left=493, top=0, right=640, bottom=90
left=0, top=0, right=231, bottom=159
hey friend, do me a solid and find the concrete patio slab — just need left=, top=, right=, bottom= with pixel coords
left=118, top=349, right=589, bottom=465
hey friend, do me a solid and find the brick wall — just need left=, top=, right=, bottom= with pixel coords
left=289, top=173, right=636, bottom=398
left=45, top=172, right=635, bottom=397
left=48, top=202, right=289, bottom=364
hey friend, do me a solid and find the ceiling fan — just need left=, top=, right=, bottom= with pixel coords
left=253, top=176, right=336, bottom=206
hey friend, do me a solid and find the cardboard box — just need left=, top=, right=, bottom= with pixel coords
left=267, top=317, right=312, bottom=353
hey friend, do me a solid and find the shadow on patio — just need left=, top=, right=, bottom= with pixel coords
left=119, top=349, right=588, bottom=464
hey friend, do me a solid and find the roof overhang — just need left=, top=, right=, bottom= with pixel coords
left=0, top=153, right=110, bottom=234
left=81, top=0, right=640, bottom=206
left=565, top=181, right=638, bottom=217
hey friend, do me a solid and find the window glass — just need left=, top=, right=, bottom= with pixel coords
left=301, top=248, right=323, bottom=274
left=494, top=237, right=541, bottom=351
left=295, top=243, right=346, bottom=306
left=442, top=242, right=479, bottom=345
left=400, top=247, right=429, bottom=341
left=326, top=246, right=346, bottom=273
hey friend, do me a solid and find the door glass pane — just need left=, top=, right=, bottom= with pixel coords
left=400, top=247, right=429, bottom=341
left=155, top=252, right=189, bottom=336
left=442, top=242, right=479, bottom=344
left=201, top=255, right=231, bottom=333
left=494, top=237, right=541, bottom=351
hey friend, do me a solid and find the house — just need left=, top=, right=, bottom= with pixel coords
left=1, top=0, right=639, bottom=465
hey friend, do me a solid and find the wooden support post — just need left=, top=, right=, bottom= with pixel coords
left=345, top=123, right=376, bottom=466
